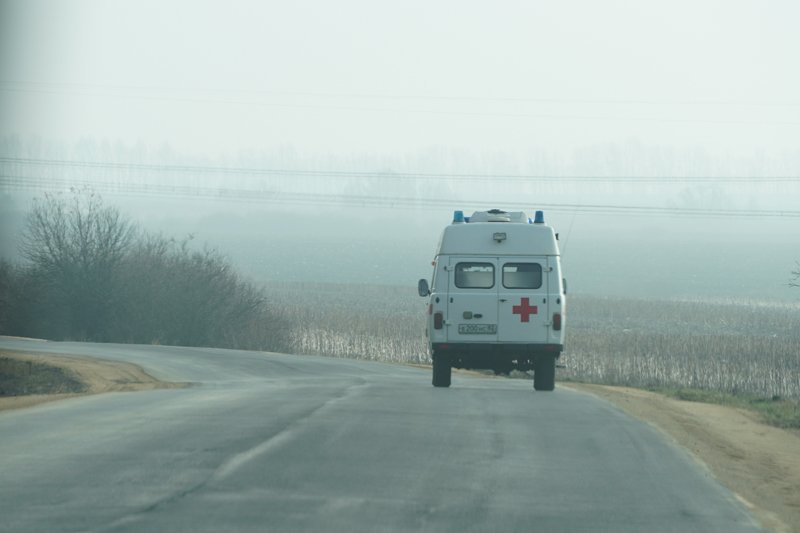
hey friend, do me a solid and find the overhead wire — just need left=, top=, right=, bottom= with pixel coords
left=3, top=80, right=800, bottom=108
left=3, top=174, right=800, bottom=219
left=2, top=82, right=799, bottom=126
left=1, top=157, right=799, bottom=183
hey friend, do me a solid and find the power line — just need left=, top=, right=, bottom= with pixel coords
left=2, top=84, right=798, bottom=126
left=3, top=174, right=800, bottom=219
left=3, top=80, right=799, bottom=108
left=2, top=157, right=799, bottom=183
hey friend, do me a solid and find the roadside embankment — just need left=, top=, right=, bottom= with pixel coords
left=0, top=349, right=185, bottom=411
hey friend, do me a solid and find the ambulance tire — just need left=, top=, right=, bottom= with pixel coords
left=534, top=355, right=556, bottom=391
left=432, top=356, right=451, bottom=388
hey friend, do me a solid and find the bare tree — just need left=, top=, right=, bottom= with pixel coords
left=0, top=260, right=11, bottom=333
left=12, top=189, right=283, bottom=348
left=18, top=188, right=137, bottom=340
left=792, top=262, right=800, bottom=288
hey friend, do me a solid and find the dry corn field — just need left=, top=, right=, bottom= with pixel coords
left=561, top=297, right=800, bottom=400
left=266, top=282, right=800, bottom=400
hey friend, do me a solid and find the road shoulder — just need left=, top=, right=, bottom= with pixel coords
left=564, top=382, right=799, bottom=533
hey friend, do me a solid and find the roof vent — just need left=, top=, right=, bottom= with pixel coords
left=469, top=210, right=528, bottom=223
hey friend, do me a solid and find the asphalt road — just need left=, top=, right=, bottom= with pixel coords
left=0, top=339, right=764, bottom=532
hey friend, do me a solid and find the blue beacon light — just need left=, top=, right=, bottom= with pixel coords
left=453, top=210, right=465, bottom=223
left=534, top=210, right=545, bottom=224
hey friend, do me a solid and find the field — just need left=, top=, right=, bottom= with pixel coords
left=266, top=282, right=800, bottom=402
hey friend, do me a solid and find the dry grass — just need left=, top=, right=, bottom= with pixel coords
left=561, top=297, right=800, bottom=400
left=266, top=282, right=428, bottom=363
left=0, top=356, right=86, bottom=396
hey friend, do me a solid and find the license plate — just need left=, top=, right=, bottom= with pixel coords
left=458, top=323, right=497, bottom=334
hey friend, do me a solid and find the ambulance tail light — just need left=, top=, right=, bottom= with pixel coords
left=552, top=312, right=562, bottom=331
left=433, top=312, right=444, bottom=330
left=428, top=304, right=433, bottom=315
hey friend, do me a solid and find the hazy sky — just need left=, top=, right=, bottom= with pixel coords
left=1, top=0, right=799, bottom=159
left=1, top=1, right=799, bottom=301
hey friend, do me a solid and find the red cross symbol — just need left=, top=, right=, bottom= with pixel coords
left=512, top=298, right=538, bottom=322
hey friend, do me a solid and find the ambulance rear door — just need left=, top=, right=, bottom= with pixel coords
left=446, top=258, right=499, bottom=342
left=497, top=258, right=549, bottom=343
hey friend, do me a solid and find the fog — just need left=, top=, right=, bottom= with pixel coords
left=1, top=0, right=799, bottom=303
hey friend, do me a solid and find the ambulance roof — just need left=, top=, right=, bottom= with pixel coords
left=436, top=210, right=560, bottom=256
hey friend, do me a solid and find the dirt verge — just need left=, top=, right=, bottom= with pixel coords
left=564, top=382, right=800, bottom=533
left=0, top=349, right=185, bottom=412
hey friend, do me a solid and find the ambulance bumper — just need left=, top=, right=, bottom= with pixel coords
left=432, top=343, right=563, bottom=356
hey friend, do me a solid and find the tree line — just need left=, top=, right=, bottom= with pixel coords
left=0, top=189, right=287, bottom=350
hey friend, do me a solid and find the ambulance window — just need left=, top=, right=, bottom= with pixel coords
left=502, top=263, right=542, bottom=289
left=454, top=263, right=495, bottom=289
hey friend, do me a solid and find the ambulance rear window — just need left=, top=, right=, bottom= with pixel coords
left=454, top=263, right=495, bottom=289
left=502, top=263, right=542, bottom=289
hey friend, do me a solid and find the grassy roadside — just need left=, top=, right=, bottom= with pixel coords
left=652, top=386, right=800, bottom=429
left=559, top=373, right=800, bottom=430
left=0, top=350, right=185, bottom=412
left=553, top=372, right=800, bottom=429
left=0, top=356, right=86, bottom=396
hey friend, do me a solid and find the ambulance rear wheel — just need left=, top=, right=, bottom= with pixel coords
left=534, top=355, right=555, bottom=391
left=432, top=356, right=451, bottom=388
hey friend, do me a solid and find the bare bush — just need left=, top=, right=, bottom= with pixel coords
left=7, top=191, right=286, bottom=350
left=114, top=234, right=287, bottom=350
left=17, top=189, right=137, bottom=340
left=0, top=260, right=10, bottom=332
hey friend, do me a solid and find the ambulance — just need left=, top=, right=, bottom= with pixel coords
left=418, top=209, right=566, bottom=390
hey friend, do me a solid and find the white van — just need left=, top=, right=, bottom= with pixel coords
left=418, top=209, right=566, bottom=390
